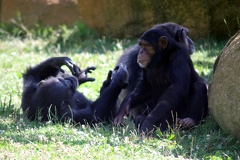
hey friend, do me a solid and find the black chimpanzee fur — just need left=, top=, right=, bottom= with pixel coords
left=114, top=26, right=208, bottom=134
left=21, top=57, right=128, bottom=125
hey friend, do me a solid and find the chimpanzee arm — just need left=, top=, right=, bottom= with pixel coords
left=122, top=81, right=152, bottom=110
left=60, top=65, right=128, bottom=124
left=23, top=57, right=74, bottom=84
left=140, top=52, right=191, bottom=132
left=113, top=78, right=152, bottom=125
left=92, top=64, right=129, bottom=122
left=100, top=70, right=112, bottom=94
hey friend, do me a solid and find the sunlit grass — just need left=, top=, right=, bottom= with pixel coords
left=0, top=24, right=239, bottom=159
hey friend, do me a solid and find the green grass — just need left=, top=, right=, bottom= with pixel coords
left=0, top=24, right=239, bottom=159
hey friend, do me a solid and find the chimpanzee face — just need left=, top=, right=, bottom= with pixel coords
left=137, top=40, right=155, bottom=68
left=137, top=33, right=168, bottom=68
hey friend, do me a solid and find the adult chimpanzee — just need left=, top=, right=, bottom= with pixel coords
left=21, top=57, right=129, bottom=124
left=115, top=22, right=195, bottom=116
left=114, top=28, right=208, bottom=134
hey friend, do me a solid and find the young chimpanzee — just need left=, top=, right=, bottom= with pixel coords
left=21, top=57, right=129, bottom=124
left=115, top=22, right=195, bottom=116
left=114, top=28, right=208, bottom=134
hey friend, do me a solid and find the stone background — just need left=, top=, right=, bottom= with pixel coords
left=0, top=0, right=239, bottom=39
left=1, top=0, right=79, bottom=27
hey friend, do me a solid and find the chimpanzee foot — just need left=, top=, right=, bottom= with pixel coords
left=177, top=118, right=196, bottom=128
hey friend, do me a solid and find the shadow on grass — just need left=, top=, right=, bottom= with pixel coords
left=174, top=117, right=240, bottom=159
left=0, top=98, right=239, bottom=159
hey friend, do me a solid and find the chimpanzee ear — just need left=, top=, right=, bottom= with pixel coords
left=176, top=28, right=188, bottom=47
left=159, top=36, right=168, bottom=49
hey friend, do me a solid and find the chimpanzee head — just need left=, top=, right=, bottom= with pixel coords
left=34, top=76, right=78, bottom=107
left=137, top=27, right=192, bottom=68
left=137, top=29, right=171, bottom=68
left=153, top=22, right=194, bottom=54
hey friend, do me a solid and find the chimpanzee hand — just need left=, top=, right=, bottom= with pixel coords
left=134, top=115, right=147, bottom=129
left=50, top=57, right=74, bottom=72
left=113, top=100, right=130, bottom=126
left=51, top=57, right=80, bottom=76
left=72, top=65, right=96, bottom=85
left=100, top=70, right=113, bottom=93
left=51, top=57, right=96, bottom=85
left=111, top=63, right=129, bottom=88
left=101, top=64, right=129, bottom=95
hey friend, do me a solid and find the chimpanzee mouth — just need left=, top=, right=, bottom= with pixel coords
left=137, top=61, right=147, bottom=68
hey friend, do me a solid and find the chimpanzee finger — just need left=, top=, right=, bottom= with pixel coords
left=101, top=70, right=113, bottom=89
left=114, top=122, right=125, bottom=127
left=54, top=57, right=72, bottom=66
left=86, top=66, right=96, bottom=73
left=86, top=78, right=95, bottom=82
left=119, top=122, right=125, bottom=127
left=113, top=117, right=123, bottom=126
left=72, top=64, right=82, bottom=76
left=79, top=78, right=95, bottom=85
left=63, top=58, right=73, bottom=66
left=106, top=70, right=112, bottom=81
left=64, top=60, right=75, bottom=74
left=83, top=66, right=96, bottom=74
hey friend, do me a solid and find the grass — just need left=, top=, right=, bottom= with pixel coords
left=0, top=23, right=239, bottom=159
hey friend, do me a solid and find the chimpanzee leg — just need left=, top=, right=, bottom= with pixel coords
left=179, top=81, right=208, bottom=127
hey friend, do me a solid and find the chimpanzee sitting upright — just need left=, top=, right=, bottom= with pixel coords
left=114, top=28, right=208, bottom=133
left=21, top=57, right=129, bottom=124
left=115, top=22, right=195, bottom=117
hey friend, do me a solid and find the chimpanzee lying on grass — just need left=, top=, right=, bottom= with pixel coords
left=21, top=57, right=129, bottom=125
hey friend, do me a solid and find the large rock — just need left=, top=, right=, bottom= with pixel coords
left=78, top=0, right=240, bottom=39
left=1, top=0, right=79, bottom=27
left=78, top=0, right=210, bottom=39
left=209, top=31, right=240, bottom=138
